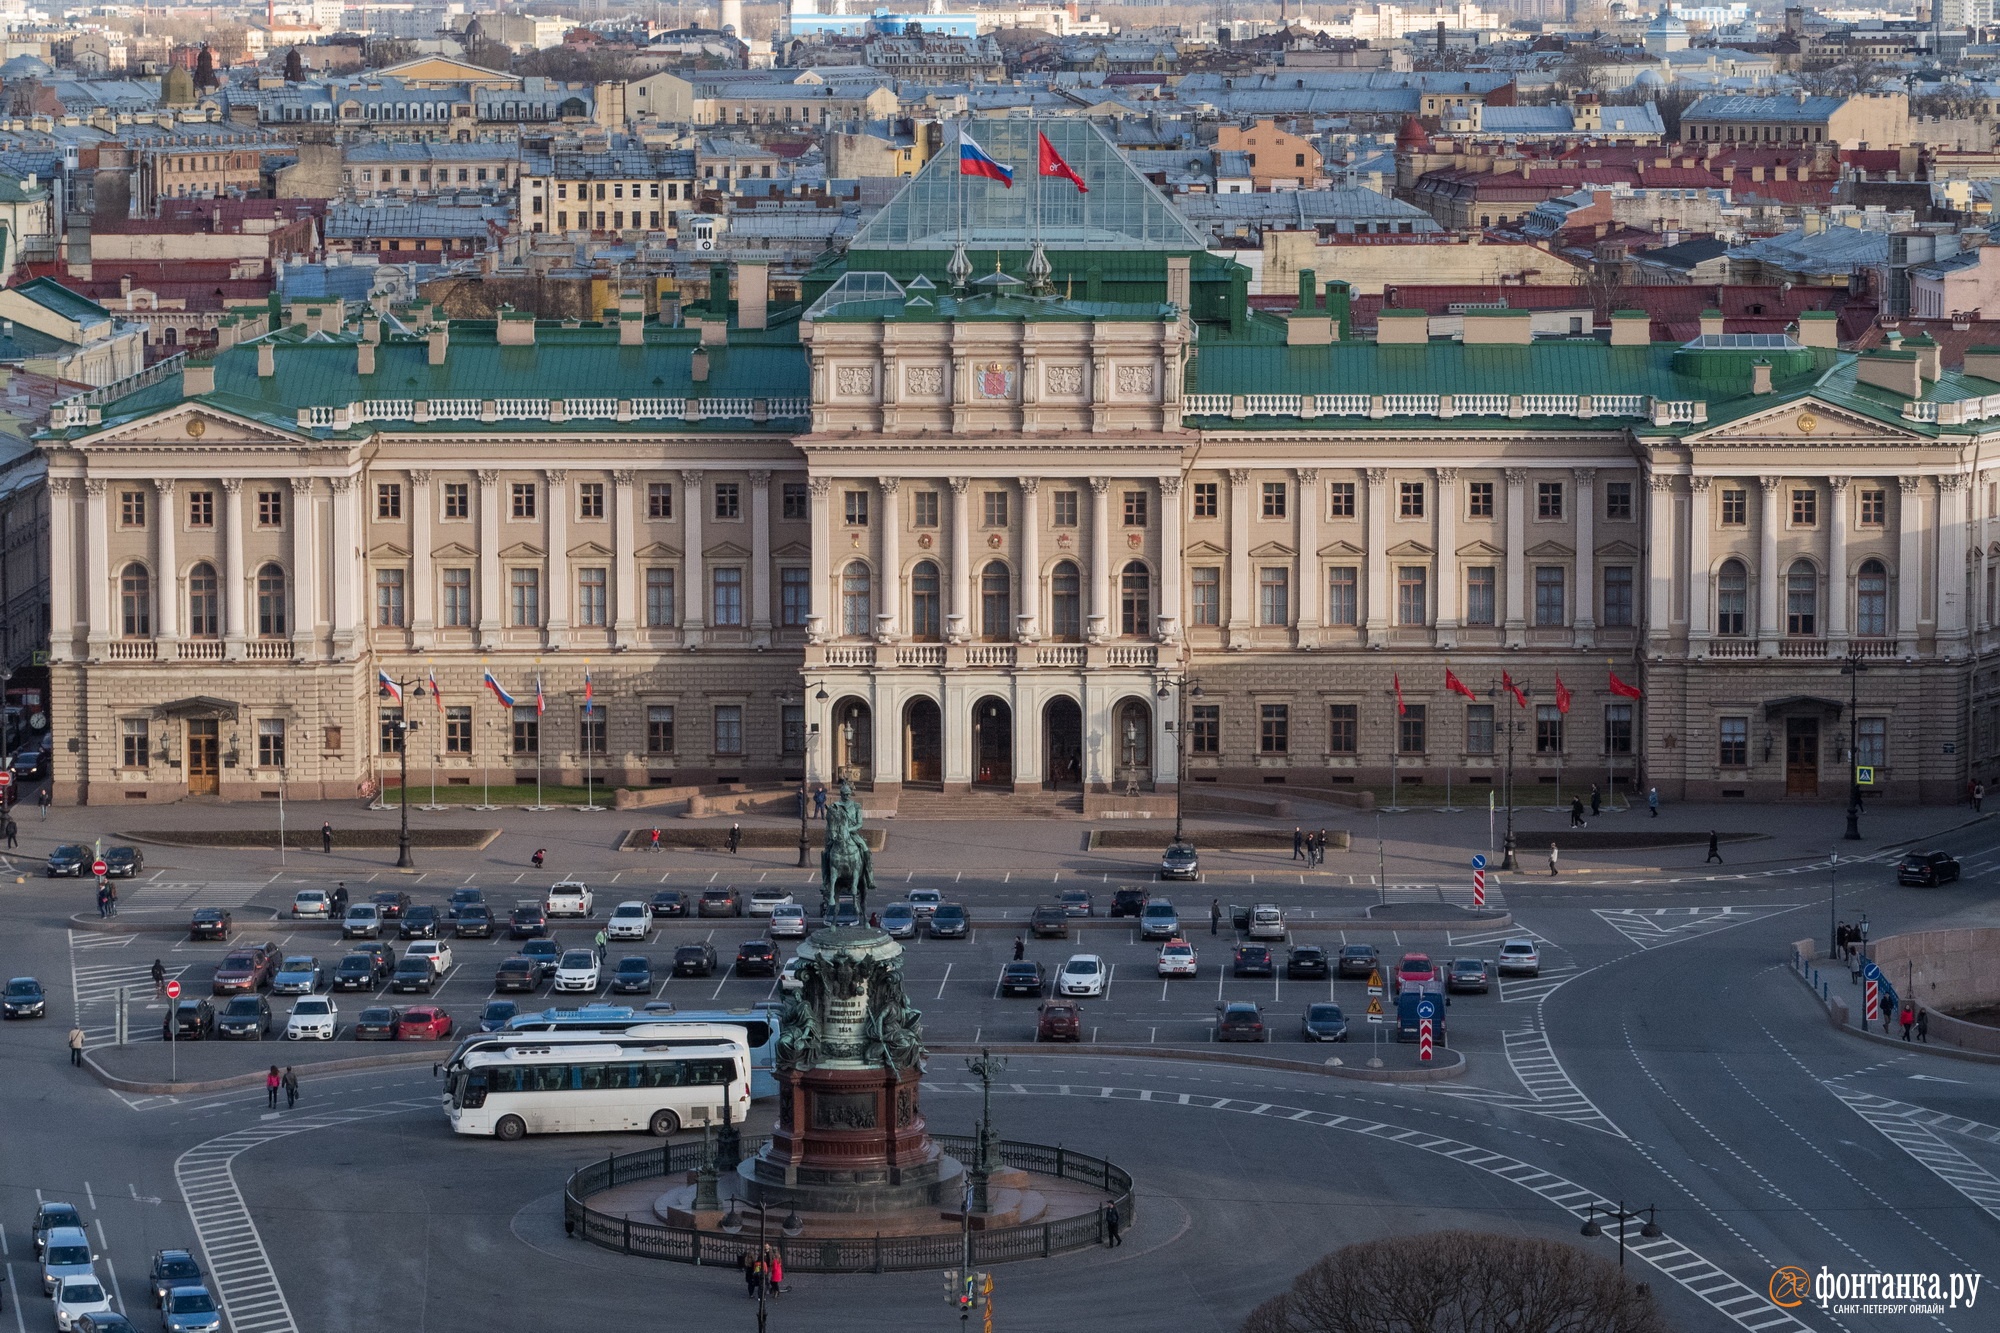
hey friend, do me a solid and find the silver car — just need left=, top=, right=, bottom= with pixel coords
left=40, top=1226, right=95, bottom=1295
left=879, top=903, right=918, bottom=939
left=1496, top=939, right=1540, bottom=976
left=341, top=904, right=381, bottom=939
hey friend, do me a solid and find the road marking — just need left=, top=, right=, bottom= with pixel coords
left=1592, top=905, right=1802, bottom=951
left=1429, top=1026, right=1626, bottom=1137
left=1829, top=1087, right=2000, bottom=1224
left=935, top=964, right=951, bottom=1000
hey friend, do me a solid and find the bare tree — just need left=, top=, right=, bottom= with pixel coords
left=1795, top=62, right=1892, bottom=97
left=1243, top=1231, right=1672, bottom=1333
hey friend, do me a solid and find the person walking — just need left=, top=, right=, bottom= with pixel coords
left=1013, top=936, right=1025, bottom=961
left=727, top=823, right=741, bottom=854
left=1835, top=922, right=1850, bottom=960
left=1899, top=1003, right=1916, bottom=1041
left=1292, top=827, right=1306, bottom=862
left=649, top=827, right=661, bottom=853
left=331, top=883, right=348, bottom=915
left=765, top=1245, right=784, bottom=1295
left=106, top=882, right=117, bottom=918
left=1976, top=782, right=1987, bottom=814
left=594, top=928, right=608, bottom=964
left=67, top=1025, right=84, bottom=1067
left=151, top=959, right=167, bottom=998
left=1706, top=831, right=1723, bottom=864
left=1569, top=797, right=1585, bottom=828
left=3, top=815, right=16, bottom=849
left=1104, top=1199, right=1123, bottom=1246
left=95, top=885, right=108, bottom=919
left=320, top=821, right=333, bottom=854
left=1210, top=899, right=1221, bottom=936
left=266, top=1066, right=281, bottom=1109
left=1547, top=842, right=1560, bottom=877
left=813, top=786, right=827, bottom=820
left=1916, top=1009, right=1929, bottom=1043
left=1316, top=830, right=1330, bottom=866
left=37, top=785, right=49, bottom=819
left=1647, top=787, right=1660, bottom=818
left=281, top=1066, right=299, bottom=1109
left=1589, top=784, right=1601, bottom=818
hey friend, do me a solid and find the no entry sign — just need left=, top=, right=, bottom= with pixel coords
left=165, top=980, right=182, bottom=1000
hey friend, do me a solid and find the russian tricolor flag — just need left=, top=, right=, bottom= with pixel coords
left=377, top=669, right=402, bottom=703
left=482, top=670, right=515, bottom=709
left=534, top=676, right=546, bottom=717
left=582, top=667, right=594, bottom=714
left=959, top=132, right=1012, bottom=187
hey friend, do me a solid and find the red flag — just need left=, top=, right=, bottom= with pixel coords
left=1501, top=672, right=1528, bottom=709
left=1393, top=673, right=1406, bottom=716
left=1444, top=668, right=1478, bottom=701
left=1037, top=131, right=1088, bottom=193
left=1554, top=673, right=1572, bottom=716
left=1609, top=670, right=1643, bottom=699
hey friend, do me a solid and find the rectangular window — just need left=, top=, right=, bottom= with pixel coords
left=1466, top=566, right=1496, bottom=625
left=1260, top=482, right=1287, bottom=519
left=647, top=482, right=673, bottom=519
left=1602, top=566, right=1634, bottom=627
left=379, top=706, right=404, bottom=755
left=188, top=490, right=213, bottom=527
left=122, top=718, right=150, bottom=768
left=509, top=568, right=540, bottom=626
left=1259, top=703, right=1289, bottom=754
left=443, top=482, right=469, bottom=519
left=1398, top=480, right=1425, bottom=519
left=1329, top=481, right=1356, bottom=518
left=1190, top=704, right=1220, bottom=754
left=1790, top=488, right=1817, bottom=527
left=1604, top=703, right=1633, bottom=756
left=1856, top=717, right=1887, bottom=768
left=577, top=482, right=604, bottom=520
left=782, top=482, right=808, bottom=520
left=257, top=490, right=283, bottom=527
left=1466, top=480, right=1494, bottom=519
left=257, top=718, right=286, bottom=768
left=983, top=491, right=1009, bottom=527
left=511, top=482, right=537, bottom=519
left=511, top=706, right=538, bottom=755
left=324, top=726, right=341, bottom=752
left=1328, top=567, right=1359, bottom=626
left=713, top=705, right=743, bottom=755
left=1258, top=567, right=1289, bottom=625
left=1534, top=567, right=1565, bottom=627
left=1191, top=567, right=1221, bottom=626
left=578, top=567, right=607, bottom=626
left=1465, top=704, right=1494, bottom=756
left=376, top=482, right=402, bottom=520
left=714, top=483, right=740, bottom=520
left=712, top=568, right=743, bottom=626
left=1124, top=491, right=1148, bottom=527
left=442, top=568, right=471, bottom=627
left=1053, top=490, right=1079, bottom=527
left=579, top=707, right=606, bottom=756
left=1719, top=716, right=1748, bottom=766
left=1328, top=704, right=1357, bottom=755
left=913, top=491, right=939, bottom=527
left=445, top=706, right=472, bottom=754
left=1720, top=487, right=1747, bottom=526
left=1604, top=480, right=1633, bottom=521
left=780, top=567, right=809, bottom=627
left=1536, top=704, right=1564, bottom=754
left=1536, top=480, right=1564, bottom=520
left=1399, top=704, right=1426, bottom=756
left=647, top=705, right=676, bottom=754
left=778, top=702, right=805, bottom=756
left=375, top=568, right=405, bottom=627
left=1192, top=481, right=1218, bottom=519
left=844, top=490, right=870, bottom=527
left=646, top=567, right=676, bottom=627
left=120, top=490, right=146, bottom=527
left=1397, top=566, right=1427, bottom=626
left=1859, top=488, right=1886, bottom=526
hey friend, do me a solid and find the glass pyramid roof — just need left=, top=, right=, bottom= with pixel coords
left=847, top=116, right=1209, bottom=253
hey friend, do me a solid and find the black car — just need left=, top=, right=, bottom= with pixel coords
left=830, top=898, right=862, bottom=928
left=1159, top=842, right=1200, bottom=881
left=399, top=905, right=440, bottom=940
left=1216, top=1001, right=1267, bottom=1042
left=479, top=1000, right=518, bottom=1032
left=927, top=904, right=969, bottom=939
left=353, top=1006, right=402, bottom=1040
left=453, top=905, right=494, bottom=939
left=493, top=957, right=539, bottom=993
left=10, top=749, right=44, bottom=780
left=45, top=843, right=88, bottom=877
left=102, top=846, right=144, bottom=878
left=698, top=888, right=742, bottom=918
left=519, top=939, right=562, bottom=980
left=1898, top=851, right=1962, bottom=886
left=1285, top=946, right=1330, bottom=980
left=998, top=961, right=1046, bottom=997
left=32, top=1202, right=84, bottom=1257
left=735, top=941, right=778, bottom=977
left=189, top=908, right=233, bottom=941
left=390, top=958, right=434, bottom=993
left=509, top=905, right=549, bottom=939
left=610, top=956, right=654, bottom=994
left=351, top=941, right=396, bottom=980
left=446, top=888, right=485, bottom=919
left=1110, top=887, right=1149, bottom=918
left=2, top=975, right=45, bottom=1018
left=1029, top=905, right=1068, bottom=938
left=1232, top=945, right=1275, bottom=978
left=1335, top=944, right=1380, bottom=979
left=1302, top=1002, right=1349, bottom=1042
left=216, top=995, right=273, bottom=1039
left=673, top=942, right=718, bottom=977
left=331, top=955, right=377, bottom=991
left=1446, top=959, right=1490, bottom=994
left=371, top=890, right=412, bottom=921
left=148, top=1250, right=204, bottom=1305
left=164, top=999, right=216, bottom=1040
left=650, top=890, right=689, bottom=918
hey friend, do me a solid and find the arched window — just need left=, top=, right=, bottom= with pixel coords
left=910, top=561, right=940, bottom=641
left=119, top=564, right=151, bottom=637
left=1050, top=561, right=1081, bottom=640
left=256, top=563, right=288, bottom=637
left=1716, top=560, right=1748, bottom=636
left=1120, top=562, right=1152, bottom=637
left=1856, top=559, right=1889, bottom=638
left=980, top=561, right=1011, bottom=640
left=188, top=562, right=218, bottom=637
left=1786, top=560, right=1818, bottom=636
left=840, top=561, right=872, bottom=637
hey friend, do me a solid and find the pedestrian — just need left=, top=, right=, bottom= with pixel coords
left=1706, top=831, right=1723, bottom=864
left=38, top=785, right=49, bottom=818
left=766, top=1245, right=784, bottom=1295
left=532, top=847, right=546, bottom=870
left=649, top=827, right=661, bottom=853
left=868, top=910, right=880, bottom=928
left=1210, top=899, right=1220, bottom=936
left=1976, top=782, right=1987, bottom=814
left=67, top=1025, right=83, bottom=1067
left=1589, top=784, right=1601, bottom=818
left=1104, top=1200, right=1123, bottom=1247
left=727, top=823, right=741, bottom=854
left=1292, top=827, right=1306, bottom=861
left=813, top=786, right=827, bottom=820
left=282, top=1066, right=299, bottom=1109
left=1916, top=1009, right=1929, bottom=1043
left=151, top=959, right=166, bottom=997
left=266, top=1066, right=281, bottom=1109
left=3, top=816, right=15, bottom=848
left=1900, top=1004, right=1915, bottom=1041
left=1569, top=797, right=1585, bottom=828
left=106, top=882, right=117, bottom=917
left=1315, top=829, right=1329, bottom=865
left=1835, top=923, right=1849, bottom=960
left=331, top=883, right=348, bottom=915
left=1013, top=936, right=1025, bottom=961
left=95, top=885, right=107, bottom=919
left=320, top=821, right=333, bottom=854
left=594, top=928, right=608, bottom=963
left=1548, top=842, right=1560, bottom=877
left=1647, top=787, right=1659, bottom=818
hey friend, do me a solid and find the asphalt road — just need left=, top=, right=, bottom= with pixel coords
left=3, top=823, right=1999, bottom=1333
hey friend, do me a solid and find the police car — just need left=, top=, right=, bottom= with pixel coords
left=1156, top=938, right=1199, bottom=978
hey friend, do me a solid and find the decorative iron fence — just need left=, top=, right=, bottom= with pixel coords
left=562, top=1135, right=1132, bottom=1272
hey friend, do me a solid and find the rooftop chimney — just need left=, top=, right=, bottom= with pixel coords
left=1751, top=359, right=1772, bottom=394
left=256, top=341, right=275, bottom=377
left=182, top=359, right=215, bottom=395
left=691, top=345, right=710, bottom=383
left=357, top=341, right=376, bottom=375
left=1699, top=308, right=1725, bottom=337
left=1609, top=310, right=1650, bottom=345
left=1795, top=310, right=1838, bottom=348
left=428, top=326, right=449, bottom=365
left=737, top=261, right=769, bottom=332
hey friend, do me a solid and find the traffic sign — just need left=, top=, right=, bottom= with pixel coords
left=1365, top=996, right=1382, bottom=1016
left=1416, top=998, right=1437, bottom=1020
left=1857, top=766, right=1876, bottom=785
left=1863, top=979, right=1880, bottom=1023
left=1366, top=969, right=1381, bottom=988
left=165, top=980, right=181, bottom=1000
left=1418, top=1017, right=1434, bottom=1062
left=92, top=859, right=107, bottom=877
left=1472, top=867, right=1486, bottom=908
left=0, top=771, right=13, bottom=789
left=1471, top=854, right=1486, bottom=870
left=1366, top=985, right=1383, bottom=997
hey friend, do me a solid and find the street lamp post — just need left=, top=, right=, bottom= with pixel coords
left=1155, top=676, right=1202, bottom=846
left=1581, top=1201, right=1660, bottom=1269
left=1840, top=649, right=1867, bottom=840
left=377, top=674, right=427, bottom=869
left=1491, top=676, right=1525, bottom=871
left=966, top=1048, right=1008, bottom=1213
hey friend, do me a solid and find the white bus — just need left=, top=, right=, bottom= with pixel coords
left=444, top=1038, right=751, bottom=1140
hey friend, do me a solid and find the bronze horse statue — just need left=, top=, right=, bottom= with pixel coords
left=819, top=778, right=874, bottom=918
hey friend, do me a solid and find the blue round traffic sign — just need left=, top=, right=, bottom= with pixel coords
left=1471, top=854, right=1487, bottom=870
left=1417, top=999, right=1436, bottom=1019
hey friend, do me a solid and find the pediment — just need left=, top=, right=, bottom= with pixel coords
left=1186, top=539, right=1228, bottom=558
left=634, top=541, right=682, bottom=559
left=706, top=540, right=751, bottom=559
left=498, top=541, right=546, bottom=560
left=1596, top=539, right=1640, bottom=558
left=82, top=402, right=307, bottom=448
left=1317, top=538, right=1364, bottom=557
left=1456, top=539, right=1506, bottom=558
left=432, top=541, right=476, bottom=560
left=773, top=540, right=812, bottom=559
left=1248, top=541, right=1295, bottom=559
left=1690, top=397, right=1924, bottom=444
left=1384, top=539, right=1435, bottom=558
left=367, top=540, right=411, bottom=560
left=1525, top=540, right=1574, bottom=558
left=568, top=540, right=614, bottom=560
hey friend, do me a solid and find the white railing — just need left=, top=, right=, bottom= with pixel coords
left=1707, top=639, right=1757, bottom=658
left=243, top=640, right=293, bottom=660
left=178, top=640, right=224, bottom=661
left=106, top=640, right=156, bottom=660
left=895, top=644, right=946, bottom=667
left=694, top=397, right=757, bottom=419
left=1183, top=394, right=1231, bottom=415
left=1456, top=393, right=1511, bottom=415
left=54, top=352, right=186, bottom=421
left=1106, top=644, right=1158, bottom=667
left=359, top=399, right=415, bottom=422
left=1659, top=400, right=1703, bottom=423
left=1902, top=400, right=1939, bottom=423
left=1523, top=394, right=1579, bottom=416
left=1036, top=645, right=1087, bottom=667
left=633, top=398, right=684, bottom=418
left=496, top=398, right=550, bottom=420
left=822, top=644, right=875, bottom=666
left=1778, top=638, right=1829, bottom=658
left=302, top=406, right=338, bottom=427
left=1594, top=395, right=1648, bottom=417
left=430, top=398, right=483, bottom=419
left=1315, top=394, right=1371, bottom=416
left=567, top=397, right=619, bottom=418
left=1244, top=394, right=1302, bottom=416
left=1384, top=394, right=1440, bottom=415
left=55, top=401, right=93, bottom=427
left=1851, top=638, right=1897, bottom=658
left=767, top=397, right=810, bottom=417
left=965, top=644, right=1016, bottom=667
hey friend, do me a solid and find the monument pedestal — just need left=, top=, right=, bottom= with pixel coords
left=744, top=1062, right=948, bottom=1212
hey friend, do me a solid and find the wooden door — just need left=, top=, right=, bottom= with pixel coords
left=1785, top=718, right=1819, bottom=796
left=188, top=719, right=219, bottom=795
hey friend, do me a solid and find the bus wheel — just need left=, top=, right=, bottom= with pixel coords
left=495, top=1115, right=526, bottom=1141
left=649, top=1110, right=681, bottom=1137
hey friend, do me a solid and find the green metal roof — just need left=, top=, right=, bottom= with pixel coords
left=9, top=277, right=112, bottom=328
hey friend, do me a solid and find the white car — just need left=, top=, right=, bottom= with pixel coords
left=545, top=880, right=594, bottom=918
left=553, top=948, right=601, bottom=993
left=1247, top=904, right=1286, bottom=940
left=285, top=996, right=337, bottom=1041
left=907, top=888, right=943, bottom=920
left=1497, top=939, right=1540, bottom=977
left=606, top=901, right=653, bottom=940
left=1156, top=939, right=1198, bottom=978
left=405, top=940, right=454, bottom=973
left=291, top=889, right=330, bottom=918
left=779, top=956, right=807, bottom=992
left=53, top=1275, right=112, bottom=1332
left=768, top=904, right=808, bottom=939
left=1057, top=954, right=1107, bottom=997
left=748, top=888, right=794, bottom=917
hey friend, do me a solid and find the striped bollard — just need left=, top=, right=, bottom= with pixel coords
left=1418, top=1018, right=1434, bottom=1063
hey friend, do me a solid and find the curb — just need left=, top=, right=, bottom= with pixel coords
left=80, top=1046, right=443, bottom=1095
left=925, top=1041, right=1467, bottom=1082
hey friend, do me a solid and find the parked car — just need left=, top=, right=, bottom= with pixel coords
left=54, top=1274, right=112, bottom=1331
left=1110, top=886, right=1149, bottom=918
left=147, top=1251, right=204, bottom=1306
left=353, top=1007, right=402, bottom=1040
left=291, top=890, right=330, bottom=919
left=650, top=890, right=689, bottom=918
left=1285, top=945, right=1330, bottom=980
left=479, top=1000, right=518, bottom=1032
left=907, top=888, right=943, bottom=920
left=369, top=890, right=411, bottom=921
left=45, top=843, right=89, bottom=877
left=1216, top=1001, right=1268, bottom=1042
left=1496, top=940, right=1540, bottom=977
left=698, top=888, right=742, bottom=918
left=1393, top=953, right=1437, bottom=995
left=927, top=904, right=969, bottom=939
left=553, top=950, right=600, bottom=994
left=493, top=957, right=539, bottom=994
left=735, top=941, right=778, bottom=977
left=284, top=996, right=337, bottom=1040
left=768, top=904, right=809, bottom=938
left=102, top=846, right=143, bottom=878
left=1336, top=944, right=1380, bottom=979
left=1446, top=959, right=1490, bottom=994
left=879, top=903, right=918, bottom=939
left=164, top=999, right=216, bottom=1039
left=331, top=955, right=375, bottom=991
left=1156, top=939, right=1198, bottom=978
left=748, top=888, right=794, bottom=917
left=1030, top=905, right=1069, bottom=938
left=999, top=961, right=1046, bottom=997
left=1057, top=889, right=1094, bottom=918
left=405, top=941, right=453, bottom=974
left=673, top=942, right=718, bottom=977
left=520, top=940, right=562, bottom=980
left=606, top=901, right=653, bottom=940
left=396, top=1006, right=454, bottom=1040
left=1140, top=899, right=1180, bottom=939
left=351, top=941, right=397, bottom=980
left=215, top=996, right=273, bottom=1039
left=189, top=909, right=233, bottom=941
left=1302, top=1002, right=1348, bottom=1042
left=1057, top=954, right=1107, bottom=997
left=1246, top=904, right=1286, bottom=940
left=1232, top=945, right=1275, bottom=978
left=210, top=944, right=279, bottom=994
left=453, top=905, right=494, bottom=939
left=545, top=881, right=594, bottom=918
left=1159, top=842, right=1200, bottom=881
left=830, top=897, right=862, bottom=928
left=610, top=956, right=654, bottom=994
left=398, top=905, right=441, bottom=940
left=2, top=975, right=46, bottom=1018
left=1898, top=851, right=1961, bottom=887
left=270, top=956, right=322, bottom=995
left=341, top=905, right=382, bottom=939
left=779, top=957, right=806, bottom=992
left=390, top=958, right=435, bottom=994
left=446, top=887, right=485, bottom=920
left=158, top=1285, right=221, bottom=1333
left=32, top=1203, right=83, bottom=1258
left=39, top=1225, right=96, bottom=1295
left=1035, top=999, right=1083, bottom=1041
left=509, top=905, right=548, bottom=939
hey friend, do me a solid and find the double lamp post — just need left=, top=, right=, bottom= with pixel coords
left=377, top=673, right=427, bottom=870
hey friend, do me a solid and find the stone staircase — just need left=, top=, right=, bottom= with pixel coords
left=890, top=787, right=1084, bottom=820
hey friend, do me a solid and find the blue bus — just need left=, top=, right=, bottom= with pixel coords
left=498, top=1004, right=781, bottom=1098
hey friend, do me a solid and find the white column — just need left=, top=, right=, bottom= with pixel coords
left=1757, top=474, right=1781, bottom=656
left=612, top=470, right=638, bottom=646
left=1647, top=474, right=1673, bottom=649
left=1227, top=468, right=1251, bottom=648
left=477, top=469, right=502, bottom=646
left=1017, top=478, right=1041, bottom=638
left=1687, top=477, right=1711, bottom=646
left=290, top=477, right=317, bottom=655
left=1826, top=476, right=1849, bottom=645
left=221, top=477, right=246, bottom=655
left=85, top=479, right=110, bottom=653
left=1432, top=468, right=1455, bottom=645
left=682, top=469, right=705, bottom=644
left=1939, top=474, right=1968, bottom=645
left=155, top=479, right=179, bottom=644
left=1365, top=466, right=1389, bottom=646
left=48, top=479, right=74, bottom=661
left=1089, top=476, right=1113, bottom=641
left=1158, top=476, right=1182, bottom=643
left=331, top=477, right=361, bottom=656
left=947, top=476, right=969, bottom=640
left=807, top=476, right=829, bottom=642
left=1504, top=468, right=1527, bottom=646
left=874, top=475, right=898, bottom=641
left=544, top=469, right=569, bottom=643
left=1898, top=475, right=1922, bottom=653
left=1573, top=467, right=1596, bottom=649
left=750, top=469, right=773, bottom=646
left=408, top=470, right=433, bottom=646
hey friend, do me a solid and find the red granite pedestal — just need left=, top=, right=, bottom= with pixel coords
left=737, top=1062, right=950, bottom=1212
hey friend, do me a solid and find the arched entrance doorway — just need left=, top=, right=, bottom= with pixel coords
left=972, top=696, right=1013, bottom=787
left=1043, top=697, right=1082, bottom=791
left=1113, top=697, right=1153, bottom=791
left=832, top=697, right=873, bottom=786
left=904, top=697, right=942, bottom=786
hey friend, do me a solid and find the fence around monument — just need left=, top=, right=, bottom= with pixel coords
left=562, top=1134, right=1134, bottom=1272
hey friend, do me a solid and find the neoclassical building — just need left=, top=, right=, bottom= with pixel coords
left=36, top=120, right=2000, bottom=807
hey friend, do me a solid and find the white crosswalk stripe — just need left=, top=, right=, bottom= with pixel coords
left=124, top=880, right=267, bottom=909
left=1593, top=905, right=1799, bottom=951
left=1496, top=965, right=1582, bottom=1003
left=1829, top=1087, right=2000, bottom=1223
left=1429, top=1025, right=1628, bottom=1137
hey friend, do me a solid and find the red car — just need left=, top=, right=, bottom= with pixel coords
left=1035, top=999, right=1083, bottom=1042
left=395, top=1006, right=454, bottom=1040
left=1393, top=953, right=1436, bottom=996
